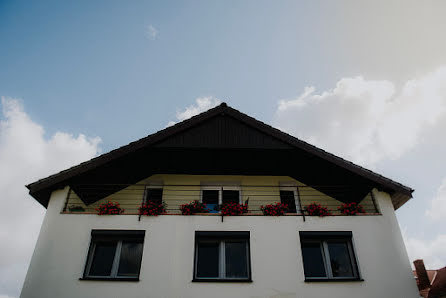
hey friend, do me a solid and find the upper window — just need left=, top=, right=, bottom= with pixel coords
left=194, top=231, right=251, bottom=281
left=280, top=190, right=297, bottom=213
left=145, top=187, right=163, bottom=205
left=299, top=232, right=360, bottom=281
left=201, top=187, right=241, bottom=213
left=83, top=230, right=145, bottom=280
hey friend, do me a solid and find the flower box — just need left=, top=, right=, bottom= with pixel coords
left=338, top=202, right=365, bottom=215
left=220, top=202, right=248, bottom=216
left=180, top=200, right=209, bottom=215
left=305, top=202, right=330, bottom=217
left=260, top=202, right=288, bottom=216
left=139, top=201, right=166, bottom=216
left=96, top=201, right=124, bottom=215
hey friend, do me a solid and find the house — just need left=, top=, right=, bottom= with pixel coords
left=20, top=103, right=419, bottom=298
left=413, top=259, right=446, bottom=298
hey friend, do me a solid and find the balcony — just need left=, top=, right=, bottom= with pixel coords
left=62, top=180, right=381, bottom=217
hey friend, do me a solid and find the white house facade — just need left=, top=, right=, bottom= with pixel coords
left=21, top=103, right=419, bottom=298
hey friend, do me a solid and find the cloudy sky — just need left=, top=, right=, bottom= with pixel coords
left=1, top=0, right=446, bottom=297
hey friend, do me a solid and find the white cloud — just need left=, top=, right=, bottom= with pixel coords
left=275, top=67, right=446, bottom=167
left=0, top=97, right=101, bottom=298
left=145, top=25, right=158, bottom=40
left=168, top=96, right=220, bottom=126
left=403, top=228, right=446, bottom=269
left=426, top=177, right=446, bottom=221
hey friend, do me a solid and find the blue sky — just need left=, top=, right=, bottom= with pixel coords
left=2, top=1, right=446, bottom=297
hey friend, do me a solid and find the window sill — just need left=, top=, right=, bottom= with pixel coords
left=192, top=278, right=252, bottom=283
left=304, top=278, right=364, bottom=282
left=79, top=277, right=140, bottom=282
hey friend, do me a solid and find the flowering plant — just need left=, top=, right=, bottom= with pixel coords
left=220, top=202, right=248, bottom=216
left=260, top=202, right=288, bottom=216
left=96, top=201, right=124, bottom=215
left=180, top=200, right=209, bottom=215
left=338, top=202, right=365, bottom=215
left=139, top=201, right=166, bottom=216
left=305, top=203, right=331, bottom=217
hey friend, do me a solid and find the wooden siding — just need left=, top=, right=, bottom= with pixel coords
left=154, top=116, right=293, bottom=149
left=64, top=175, right=379, bottom=215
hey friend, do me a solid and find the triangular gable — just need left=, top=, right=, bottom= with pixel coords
left=155, top=114, right=292, bottom=149
left=26, top=103, right=413, bottom=209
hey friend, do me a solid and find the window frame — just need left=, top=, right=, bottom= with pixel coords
left=279, top=184, right=300, bottom=213
left=144, top=184, right=164, bottom=204
left=81, top=230, right=145, bottom=281
left=200, top=186, right=242, bottom=205
left=193, top=231, right=252, bottom=282
left=299, top=231, right=362, bottom=282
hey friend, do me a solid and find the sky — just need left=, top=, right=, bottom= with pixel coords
left=1, top=0, right=446, bottom=297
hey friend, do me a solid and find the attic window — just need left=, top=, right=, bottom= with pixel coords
left=280, top=190, right=297, bottom=213
left=145, top=187, right=163, bottom=205
left=201, top=186, right=241, bottom=213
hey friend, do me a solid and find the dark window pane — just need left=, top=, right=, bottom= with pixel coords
left=117, top=241, right=143, bottom=277
left=196, top=242, right=220, bottom=278
left=222, top=190, right=239, bottom=204
left=146, top=188, right=163, bottom=205
left=202, top=190, right=219, bottom=213
left=89, top=242, right=117, bottom=276
left=302, top=242, right=327, bottom=278
left=280, top=190, right=297, bottom=213
left=225, top=241, right=248, bottom=278
left=327, top=242, right=354, bottom=277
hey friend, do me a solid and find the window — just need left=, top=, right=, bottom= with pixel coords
left=194, top=231, right=251, bottom=281
left=202, top=190, right=219, bottom=213
left=279, top=184, right=300, bottom=213
left=299, top=232, right=360, bottom=281
left=145, top=187, right=163, bottom=205
left=82, top=230, right=145, bottom=281
left=201, top=186, right=241, bottom=213
left=280, top=190, right=297, bottom=213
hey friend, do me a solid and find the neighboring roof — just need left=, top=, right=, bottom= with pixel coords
left=414, top=270, right=438, bottom=285
left=414, top=267, right=446, bottom=298
left=26, top=102, right=414, bottom=208
left=429, top=267, right=446, bottom=298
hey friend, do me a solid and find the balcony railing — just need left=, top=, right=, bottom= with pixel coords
left=62, top=183, right=381, bottom=216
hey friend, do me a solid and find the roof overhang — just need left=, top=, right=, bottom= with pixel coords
left=27, top=103, right=413, bottom=209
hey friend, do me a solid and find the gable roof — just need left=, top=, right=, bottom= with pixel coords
left=26, top=102, right=413, bottom=208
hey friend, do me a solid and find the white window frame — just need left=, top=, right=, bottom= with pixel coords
left=84, top=240, right=143, bottom=279
left=279, top=184, right=301, bottom=213
left=194, top=238, right=250, bottom=280
left=301, top=238, right=359, bottom=280
left=143, top=184, right=163, bottom=204
left=200, top=185, right=242, bottom=205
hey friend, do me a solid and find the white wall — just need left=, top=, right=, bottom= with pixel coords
left=20, top=187, right=419, bottom=298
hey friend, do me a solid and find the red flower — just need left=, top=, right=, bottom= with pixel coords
left=305, top=203, right=330, bottom=217
left=338, top=202, right=365, bottom=215
left=180, top=200, right=209, bottom=215
left=139, top=201, right=166, bottom=216
left=97, top=201, right=124, bottom=215
left=260, top=202, right=288, bottom=216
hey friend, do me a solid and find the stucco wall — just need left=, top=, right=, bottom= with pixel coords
left=21, top=186, right=418, bottom=298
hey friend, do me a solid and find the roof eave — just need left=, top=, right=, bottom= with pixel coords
left=26, top=102, right=415, bottom=210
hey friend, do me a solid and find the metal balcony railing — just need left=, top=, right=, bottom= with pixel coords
left=62, top=183, right=380, bottom=216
